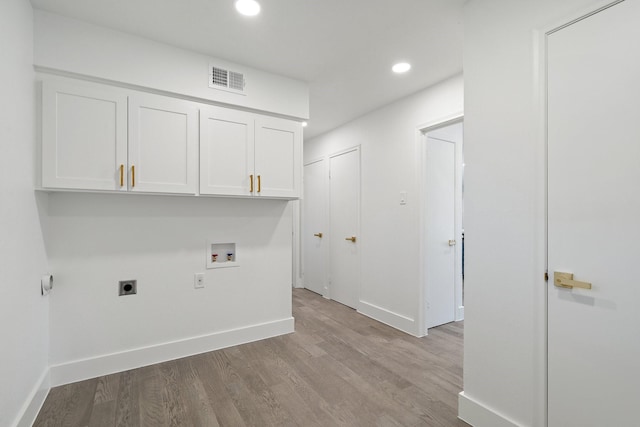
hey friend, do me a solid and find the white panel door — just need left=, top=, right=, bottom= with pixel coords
left=255, top=116, right=302, bottom=198
left=329, top=148, right=360, bottom=308
left=42, top=80, right=127, bottom=191
left=547, top=2, right=640, bottom=425
left=200, top=106, right=254, bottom=196
left=302, top=159, right=327, bottom=295
left=128, top=93, right=198, bottom=194
left=425, top=136, right=455, bottom=328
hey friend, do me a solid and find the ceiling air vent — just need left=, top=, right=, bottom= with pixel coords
left=209, top=65, right=246, bottom=95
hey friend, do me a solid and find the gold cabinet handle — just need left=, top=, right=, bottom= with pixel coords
left=314, top=232, right=323, bottom=238
left=257, top=175, right=261, bottom=193
left=131, top=165, right=135, bottom=188
left=119, top=164, right=124, bottom=187
left=250, top=174, right=254, bottom=193
left=345, top=236, right=356, bottom=243
left=554, top=272, right=592, bottom=290
left=448, top=240, right=457, bottom=246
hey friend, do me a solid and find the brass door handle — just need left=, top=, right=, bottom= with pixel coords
left=131, top=165, right=135, bottom=188
left=448, top=240, right=456, bottom=246
left=314, top=233, right=323, bottom=238
left=345, top=236, right=356, bottom=243
left=250, top=174, right=254, bottom=193
left=119, top=164, right=124, bottom=187
left=257, top=175, right=261, bottom=193
left=554, top=272, right=592, bottom=290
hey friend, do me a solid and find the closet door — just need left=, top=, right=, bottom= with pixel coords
left=302, top=159, right=327, bottom=296
left=547, top=2, right=640, bottom=424
left=200, top=106, right=255, bottom=196
left=329, top=147, right=360, bottom=309
left=42, top=80, right=127, bottom=191
left=128, top=93, right=198, bottom=194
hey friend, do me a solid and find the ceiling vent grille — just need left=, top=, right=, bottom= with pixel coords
left=209, top=65, right=246, bottom=94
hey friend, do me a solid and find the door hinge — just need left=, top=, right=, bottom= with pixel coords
left=544, top=271, right=549, bottom=282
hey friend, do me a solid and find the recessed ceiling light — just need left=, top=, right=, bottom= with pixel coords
left=235, top=0, right=260, bottom=16
left=301, top=122, right=308, bottom=127
left=392, top=62, right=411, bottom=73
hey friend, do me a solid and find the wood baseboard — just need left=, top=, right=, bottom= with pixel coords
left=458, top=392, right=520, bottom=427
left=14, top=368, right=50, bottom=427
left=49, top=317, right=294, bottom=387
left=358, top=300, right=418, bottom=336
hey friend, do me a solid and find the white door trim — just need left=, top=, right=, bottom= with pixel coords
left=415, top=113, right=463, bottom=337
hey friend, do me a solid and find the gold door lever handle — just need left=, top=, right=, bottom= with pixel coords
left=345, top=236, right=356, bottom=243
left=314, top=233, right=323, bottom=238
left=554, top=272, right=592, bottom=290
left=448, top=240, right=456, bottom=246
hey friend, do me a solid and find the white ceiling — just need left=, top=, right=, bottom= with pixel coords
left=30, top=0, right=464, bottom=139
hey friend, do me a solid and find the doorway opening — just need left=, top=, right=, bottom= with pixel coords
left=419, top=117, right=464, bottom=334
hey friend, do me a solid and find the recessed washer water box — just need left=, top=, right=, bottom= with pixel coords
left=207, top=242, right=239, bottom=269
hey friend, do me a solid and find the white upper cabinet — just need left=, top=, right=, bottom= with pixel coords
left=42, top=80, right=127, bottom=191
left=255, top=115, right=302, bottom=198
left=41, top=77, right=301, bottom=199
left=200, top=109, right=302, bottom=198
left=200, top=106, right=255, bottom=196
left=128, top=93, right=198, bottom=194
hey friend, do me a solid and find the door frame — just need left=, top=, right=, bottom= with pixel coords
left=328, top=145, right=361, bottom=308
left=535, top=1, right=624, bottom=424
left=416, top=113, right=464, bottom=337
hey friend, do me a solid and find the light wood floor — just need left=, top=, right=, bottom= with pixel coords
left=34, top=289, right=468, bottom=427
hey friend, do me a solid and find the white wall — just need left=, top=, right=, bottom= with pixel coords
left=304, top=75, right=464, bottom=335
left=460, top=1, right=604, bottom=426
left=0, top=1, right=51, bottom=426
left=33, top=10, right=308, bottom=120
left=44, top=193, right=294, bottom=385
left=26, top=7, right=307, bottom=386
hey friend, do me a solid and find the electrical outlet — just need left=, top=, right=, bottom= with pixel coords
left=119, top=280, right=137, bottom=296
left=194, top=273, right=205, bottom=289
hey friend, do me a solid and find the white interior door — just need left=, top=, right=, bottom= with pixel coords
left=329, top=148, right=360, bottom=309
left=302, top=159, right=327, bottom=295
left=547, top=2, right=640, bottom=425
left=425, top=134, right=456, bottom=328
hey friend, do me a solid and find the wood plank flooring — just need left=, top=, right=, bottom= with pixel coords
left=34, top=289, right=468, bottom=427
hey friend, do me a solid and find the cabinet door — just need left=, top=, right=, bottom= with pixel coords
left=254, top=116, right=302, bottom=198
left=200, top=106, right=255, bottom=196
left=42, top=80, right=127, bottom=191
left=128, top=93, right=198, bottom=194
